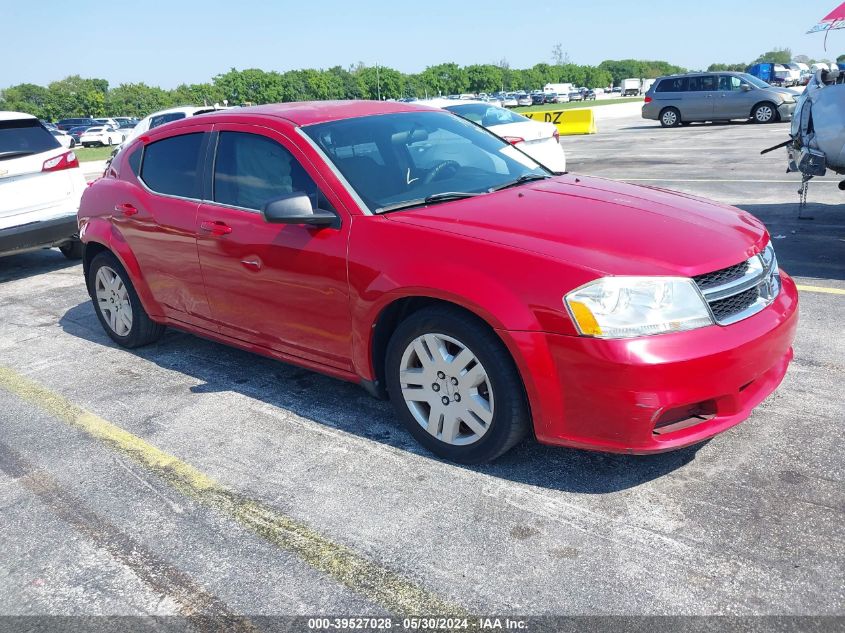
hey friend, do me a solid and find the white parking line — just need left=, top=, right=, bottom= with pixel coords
left=621, top=178, right=841, bottom=184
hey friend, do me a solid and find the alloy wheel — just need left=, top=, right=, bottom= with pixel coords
left=755, top=105, right=774, bottom=123
left=662, top=110, right=678, bottom=126
left=398, top=333, right=494, bottom=446
left=94, top=265, right=133, bottom=337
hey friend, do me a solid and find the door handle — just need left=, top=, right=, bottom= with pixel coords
left=200, top=220, right=233, bottom=236
left=115, top=203, right=138, bottom=217
left=240, top=257, right=262, bottom=271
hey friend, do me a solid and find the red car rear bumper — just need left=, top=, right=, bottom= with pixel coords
left=502, top=273, right=799, bottom=454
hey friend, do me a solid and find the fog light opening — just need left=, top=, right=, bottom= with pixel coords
left=653, top=400, right=717, bottom=436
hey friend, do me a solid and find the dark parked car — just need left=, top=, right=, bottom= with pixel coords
left=543, top=93, right=558, bottom=104
left=56, top=117, right=99, bottom=131
left=584, top=89, right=597, bottom=101
left=531, top=93, right=546, bottom=105
left=68, top=125, right=94, bottom=144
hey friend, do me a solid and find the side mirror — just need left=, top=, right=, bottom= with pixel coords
left=741, top=84, right=752, bottom=92
left=262, top=192, right=338, bottom=228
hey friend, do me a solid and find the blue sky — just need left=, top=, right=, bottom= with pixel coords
left=1, top=0, right=841, bottom=88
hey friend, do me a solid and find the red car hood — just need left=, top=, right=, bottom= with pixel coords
left=387, top=175, right=768, bottom=277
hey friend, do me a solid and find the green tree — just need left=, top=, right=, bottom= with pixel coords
left=753, top=48, right=792, bottom=64
left=0, top=83, right=51, bottom=118
left=419, top=63, right=469, bottom=96
left=465, top=64, right=503, bottom=94
left=707, top=63, right=747, bottom=72
left=838, top=54, right=845, bottom=63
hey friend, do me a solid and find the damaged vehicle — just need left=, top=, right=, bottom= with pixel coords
left=786, top=66, right=845, bottom=194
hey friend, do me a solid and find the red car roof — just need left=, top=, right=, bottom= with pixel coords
left=222, top=100, right=427, bottom=126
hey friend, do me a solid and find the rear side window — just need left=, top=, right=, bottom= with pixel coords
left=0, top=119, right=61, bottom=157
left=689, top=76, right=717, bottom=91
left=149, top=112, right=186, bottom=130
left=140, top=133, right=203, bottom=198
left=655, top=77, right=688, bottom=92
left=127, top=146, right=142, bottom=176
left=213, top=131, right=335, bottom=212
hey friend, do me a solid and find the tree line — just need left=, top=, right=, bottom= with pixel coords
left=1, top=59, right=686, bottom=120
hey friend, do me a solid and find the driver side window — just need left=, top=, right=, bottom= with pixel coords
left=407, top=128, right=505, bottom=174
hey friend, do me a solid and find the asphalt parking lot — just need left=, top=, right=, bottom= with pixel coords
left=1, top=107, right=843, bottom=629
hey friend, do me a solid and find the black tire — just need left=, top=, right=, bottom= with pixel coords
left=69, top=138, right=76, bottom=148
left=752, top=102, right=777, bottom=124
left=659, top=107, right=681, bottom=127
left=59, top=239, right=83, bottom=259
left=87, top=251, right=165, bottom=348
left=385, top=305, right=530, bottom=464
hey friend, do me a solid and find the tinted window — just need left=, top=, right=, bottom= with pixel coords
left=127, top=146, right=142, bottom=176
left=689, top=75, right=717, bottom=91
left=213, top=131, right=334, bottom=213
left=0, top=119, right=61, bottom=157
left=140, top=133, right=203, bottom=198
left=149, top=112, right=186, bottom=130
left=655, top=77, right=688, bottom=92
left=718, top=75, right=743, bottom=91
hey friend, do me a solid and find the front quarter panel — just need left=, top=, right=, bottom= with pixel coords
left=348, top=214, right=597, bottom=380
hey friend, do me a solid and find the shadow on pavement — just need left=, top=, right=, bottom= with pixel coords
left=59, top=301, right=701, bottom=495
left=0, top=249, right=80, bottom=284
left=737, top=202, right=845, bottom=282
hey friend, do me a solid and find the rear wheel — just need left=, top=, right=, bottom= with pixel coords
left=660, top=107, right=681, bottom=127
left=752, top=102, right=777, bottom=123
left=59, top=239, right=83, bottom=259
left=385, top=306, right=530, bottom=463
left=87, top=251, right=164, bottom=348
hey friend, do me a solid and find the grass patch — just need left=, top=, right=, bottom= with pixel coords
left=514, top=97, right=644, bottom=113
left=73, top=146, right=115, bottom=162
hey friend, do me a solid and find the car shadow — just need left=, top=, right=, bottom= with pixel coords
left=737, top=202, right=845, bottom=282
left=59, top=301, right=702, bottom=494
left=621, top=121, right=791, bottom=131
left=0, top=249, right=79, bottom=283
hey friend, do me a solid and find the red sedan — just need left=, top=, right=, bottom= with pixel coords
left=77, top=101, right=798, bottom=463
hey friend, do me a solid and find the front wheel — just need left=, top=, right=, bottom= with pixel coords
left=752, top=102, right=777, bottom=124
left=385, top=306, right=530, bottom=463
left=87, top=251, right=165, bottom=348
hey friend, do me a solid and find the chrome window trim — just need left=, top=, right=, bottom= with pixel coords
left=295, top=126, right=373, bottom=216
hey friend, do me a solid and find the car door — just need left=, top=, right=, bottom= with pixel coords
left=683, top=75, right=718, bottom=121
left=195, top=124, right=354, bottom=371
left=715, top=75, right=752, bottom=119
left=118, top=125, right=217, bottom=330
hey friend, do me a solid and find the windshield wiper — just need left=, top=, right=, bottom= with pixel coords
left=489, top=173, right=551, bottom=192
left=377, top=191, right=482, bottom=214
left=0, top=151, right=36, bottom=161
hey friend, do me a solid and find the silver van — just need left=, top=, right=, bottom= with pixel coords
left=642, top=72, right=798, bottom=127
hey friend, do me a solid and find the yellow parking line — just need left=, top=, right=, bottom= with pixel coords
left=796, top=285, right=845, bottom=295
left=0, top=365, right=465, bottom=617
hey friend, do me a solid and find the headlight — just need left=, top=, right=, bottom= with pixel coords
left=564, top=277, right=714, bottom=339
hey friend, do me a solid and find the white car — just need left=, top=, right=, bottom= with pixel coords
left=80, top=125, right=124, bottom=147
left=120, top=105, right=232, bottom=148
left=50, top=129, right=75, bottom=148
left=93, top=118, right=120, bottom=129
left=418, top=100, right=566, bottom=173
left=517, top=94, right=533, bottom=107
left=0, top=112, right=86, bottom=258
left=501, top=94, right=519, bottom=108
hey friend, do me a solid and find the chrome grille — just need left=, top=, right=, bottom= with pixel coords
left=708, top=286, right=760, bottom=322
left=693, top=261, right=750, bottom=291
left=694, top=247, right=780, bottom=326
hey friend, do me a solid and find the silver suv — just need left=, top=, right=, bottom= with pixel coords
left=642, top=72, right=798, bottom=127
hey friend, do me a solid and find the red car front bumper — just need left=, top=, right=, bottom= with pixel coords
left=502, top=273, right=799, bottom=454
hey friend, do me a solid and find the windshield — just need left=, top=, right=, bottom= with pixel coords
left=303, top=111, right=548, bottom=213
left=738, top=73, right=771, bottom=89
left=444, top=104, right=530, bottom=127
